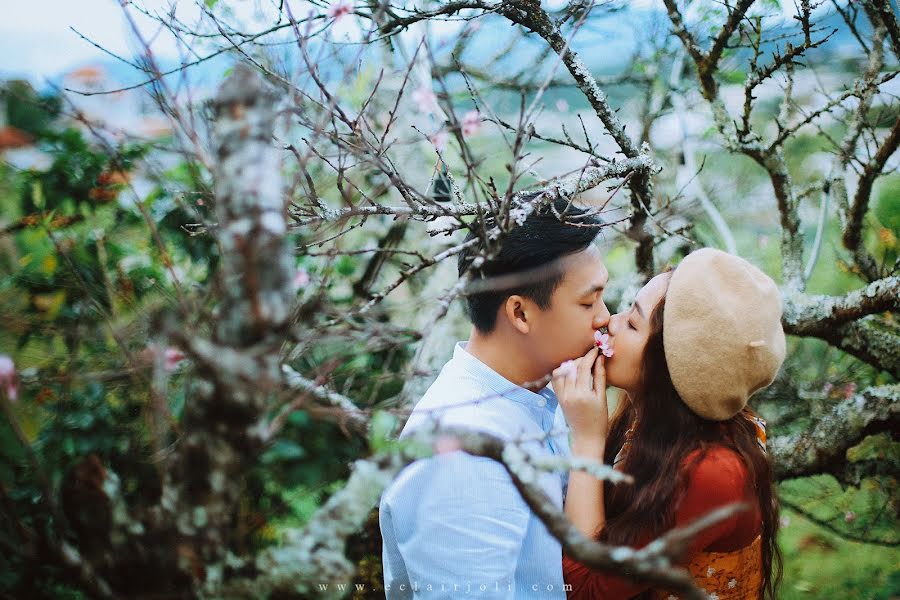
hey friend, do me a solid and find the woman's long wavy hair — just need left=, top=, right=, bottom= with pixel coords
left=599, top=275, right=782, bottom=600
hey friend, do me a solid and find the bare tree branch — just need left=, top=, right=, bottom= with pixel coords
left=772, top=384, right=900, bottom=480
left=783, top=276, right=900, bottom=329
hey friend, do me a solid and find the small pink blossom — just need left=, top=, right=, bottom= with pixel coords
left=429, top=130, right=449, bottom=152
left=164, top=348, right=186, bottom=372
left=434, top=435, right=462, bottom=455
left=461, top=110, right=482, bottom=137
left=196, top=198, right=205, bottom=206
left=594, top=331, right=614, bottom=357
left=327, top=0, right=353, bottom=21
left=293, top=268, right=311, bottom=290
left=844, top=510, right=856, bottom=523
left=555, top=99, right=569, bottom=112
left=0, top=355, right=18, bottom=403
left=412, top=86, right=439, bottom=115
left=843, top=382, right=857, bottom=400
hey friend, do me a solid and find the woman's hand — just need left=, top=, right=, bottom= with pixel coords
left=556, top=347, right=609, bottom=538
left=552, top=346, right=608, bottom=451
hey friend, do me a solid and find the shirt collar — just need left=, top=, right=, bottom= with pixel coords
left=452, top=342, right=559, bottom=414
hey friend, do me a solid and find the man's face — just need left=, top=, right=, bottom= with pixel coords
left=527, top=244, right=610, bottom=374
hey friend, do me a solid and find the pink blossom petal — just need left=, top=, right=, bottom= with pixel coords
left=844, top=511, right=856, bottom=523
left=593, top=331, right=614, bottom=356
left=327, top=0, right=353, bottom=21
left=429, top=130, right=449, bottom=152
left=555, top=99, right=569, bottom=112
left=461, top=110, right=481, bottom=137
left=0, top=355, right=17, bottom=403
left=293, top=268, right=311, bottom=290
left=412, top=86, right=439, bottom=115
left=164, top=348, right=186, bottom=372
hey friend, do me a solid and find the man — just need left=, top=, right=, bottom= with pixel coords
left=379, top=197, right=610, bottom=598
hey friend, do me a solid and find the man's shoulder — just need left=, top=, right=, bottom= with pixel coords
left=400, top=365, right=525, bottom=440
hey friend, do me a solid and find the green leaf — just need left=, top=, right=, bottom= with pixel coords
left=287, top=410, right=310, bottom=427
left=261, top=439, right=306, bottom=464
left=847, top=433, right=899, bottom=463
left=335, top=255, right=356, bottom=276
left=369, top=410, right=397, bottom=451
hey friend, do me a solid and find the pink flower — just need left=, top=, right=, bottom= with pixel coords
left=327, top=0, right=353, bottom=21
left=434, top=435, right=462, bottom=455
left=594, top=331, right=614, bottom=357
left=164, top=348, right=186, bottom=372
left=822, top=382, right=834, bottom=395
left=293, top=268, right=311, bottom=290
left=140, top=345, right=185, bottom=372
left=843, top=382, right=857, bottom=400
left=844, top=510, right=856, bottom=523
left=412, top=86, right=439, bottom=115
left=0, top=355, right=18, bottom=403
left=429, top=130, right=449, bottom=152
left=462, top=110, right=481, bottom=137
left=555, top=99, right=569, bottom=113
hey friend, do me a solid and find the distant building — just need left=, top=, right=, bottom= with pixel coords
left=62, top=63, right=176, bottom=141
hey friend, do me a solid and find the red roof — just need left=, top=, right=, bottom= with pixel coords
left=0, top=126, right=34, bottom=150
left=69, top=66, right=105, bottom=80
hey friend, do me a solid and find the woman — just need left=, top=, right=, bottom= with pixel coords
left=553, top=248, right=784, bottom=599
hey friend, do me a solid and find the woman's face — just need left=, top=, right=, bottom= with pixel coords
left=605, top=273, right=670, bottom=395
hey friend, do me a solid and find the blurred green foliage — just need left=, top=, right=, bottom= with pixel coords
left=0, top=82, right=412, bottom=597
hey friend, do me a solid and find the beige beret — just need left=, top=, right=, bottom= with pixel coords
left=663, top=248, right=786, bottom=421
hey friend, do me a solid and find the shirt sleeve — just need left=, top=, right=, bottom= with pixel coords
left=382, top=450, right=531, bottom=599
left=563, top=447, right=749, bottom=599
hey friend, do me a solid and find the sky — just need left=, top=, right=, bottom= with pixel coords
left=0, top=0, right=190, bottom=83
left=1, top=0, right=812, bottom=86
left=1, top=0, right=457, bottom=84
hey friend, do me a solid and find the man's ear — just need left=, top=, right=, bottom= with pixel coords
left=503, top=294, right=531, bottom=334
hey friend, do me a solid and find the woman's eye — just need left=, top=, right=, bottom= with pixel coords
left=627, top=321, right=636, bottom=330
left=581, top=303, right=594, bottom=308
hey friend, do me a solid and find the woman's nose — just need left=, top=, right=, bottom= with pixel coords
left=607, top=312, right=623, bottom=335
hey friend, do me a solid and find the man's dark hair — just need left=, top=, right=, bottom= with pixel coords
left=457, top=195, right=602, bottom=333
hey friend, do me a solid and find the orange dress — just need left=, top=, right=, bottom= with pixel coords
left=650, top=534, right=762, bottom=599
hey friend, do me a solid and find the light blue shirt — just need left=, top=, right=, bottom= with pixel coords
left=380, top=342, right=571, bottom=599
